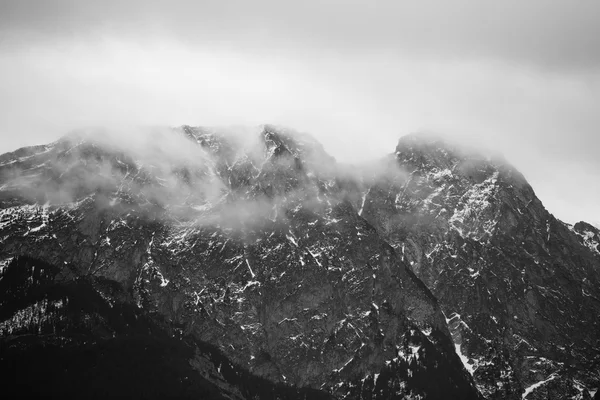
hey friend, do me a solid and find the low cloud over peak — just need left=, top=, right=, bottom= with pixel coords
left=0, top=0, right=598, bottom=225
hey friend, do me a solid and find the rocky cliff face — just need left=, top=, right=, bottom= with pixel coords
left=358, top=133, right=600, bottom=399
left=0, top=127, right=481, bottom=399
left=0, top=255, right=332, bottom=400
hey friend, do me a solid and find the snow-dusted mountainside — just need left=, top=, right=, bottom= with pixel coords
left=1, top=127, right=598, bottom=399
left=0, top=255, right=338, bottom=400
left=358, top=133, right=600, bottom=399
left=0, top=127, right=481, bottom=399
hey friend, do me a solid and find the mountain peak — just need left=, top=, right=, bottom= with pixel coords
left=394, top=132, right=529, bottom=194
left=261, top=125, right=297, bottom=159
left=396, top=132, right=506, bottom=169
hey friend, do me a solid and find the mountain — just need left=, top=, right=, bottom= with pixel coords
left=0, top=126, right=481, bottom=399
left=358, top=133, right=600, bottom=399
left=0, top=126, right=597, bottom=399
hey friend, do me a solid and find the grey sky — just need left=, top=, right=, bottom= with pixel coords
left=0, top=0, right=599, bottom=225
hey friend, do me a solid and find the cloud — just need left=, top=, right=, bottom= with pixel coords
left=2, top=1, right=600, bottom=72
left=0, top=0, right=598, bottom=225
left=1, top=126, right=397, bottom=233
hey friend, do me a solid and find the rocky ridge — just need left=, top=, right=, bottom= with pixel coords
left=1, top=126, right=598, bottom=399
left=358, top=133, right=600, bottom=399
left=0, top=126, right=481, bottom=399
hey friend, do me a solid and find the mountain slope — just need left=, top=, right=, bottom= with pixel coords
left=0, top=255, right=334, bottom=400
left=0, top=127, right=481, bottom=399
left=358, top=133, right=600, bottom=399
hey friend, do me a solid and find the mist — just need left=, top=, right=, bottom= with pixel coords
left=0, top=1, right=599, bottom=225
left=1, top=125, right=407, bottom=235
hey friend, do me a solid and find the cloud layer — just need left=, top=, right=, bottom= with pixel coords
left=0, top=0, right=598, bottom=225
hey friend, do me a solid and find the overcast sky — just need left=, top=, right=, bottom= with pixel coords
left=0, top=0, right=598, bottom=225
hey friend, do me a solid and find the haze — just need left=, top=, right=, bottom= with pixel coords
left=0, top=0, right=599, bottom=226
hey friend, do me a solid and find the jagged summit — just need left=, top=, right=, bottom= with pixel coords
left=396, top=131, right=505, bottom=159
left=395, top=132, right=521, bottom=185
left=262, top=125, right=296, bottom=159
left=361, top=133, right=600, bottom=398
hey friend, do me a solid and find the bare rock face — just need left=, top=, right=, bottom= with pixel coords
left=358, top=133, right=600, bottom=399
left=572, top=221, right=600, bottom=256
left=0, top=255, right=331, bottom=400
left=0, top=127, right=480, bottom=399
